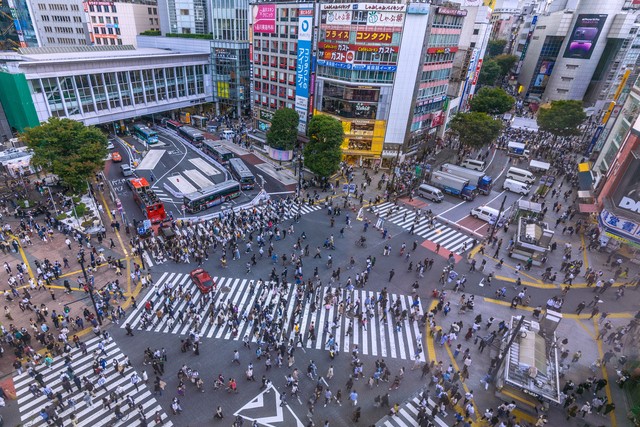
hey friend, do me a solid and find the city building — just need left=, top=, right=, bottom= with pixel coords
left=516, top=0, right=639, bottom=104
left=0, top=45, right=212, bottom=131
left=210, top=0, right=251, bottom=118
left=593, top=109, right=640, bottom=259
left=157, top=0, right=210, bottom=35
left=28, top=0, right=91, bottom=46
left=2, top=0, right=40, bottom=48
left=448, top=1, right=493, bottom=115
left=85, top=0, right=160, bottom=47
left=250, top=1, right=311, bottom=135
left=489, top=0, right=521, bottom=42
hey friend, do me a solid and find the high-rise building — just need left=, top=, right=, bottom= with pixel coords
left=85, top=0, right=160, bottom=47
left=516, top=0, right=639, bottom=104
left=157, top=0, right=210, bottom=35
left=210, top=0, right=250, bottom=118
left=28, top=0, right=91, bottom=46
left=250, top=1, right=470, bottom=164
left=447, top=1, right=493, bottom=115
left=250, top=1, right=311, bottom=134
left=2, top=0, right=40, bottom=48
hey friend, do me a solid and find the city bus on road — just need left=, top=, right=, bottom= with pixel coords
left=183, top=180, right=241, bottom=213
left=178, top=125, right=204, bottom=145
left=132, top=124, right=158, bottom=145
left=162, top=119, right=183, bottom=131
left=228, top=158, right=255, bottom=190
left=202, top=141, right=234, bottom=165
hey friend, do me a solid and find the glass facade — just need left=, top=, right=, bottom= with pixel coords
left=30, top=65, right=209, bottom=119
left=525, top=36, right=563, bottom=99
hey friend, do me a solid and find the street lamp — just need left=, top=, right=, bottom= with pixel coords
left=77, top=250, right=103, bottom=326
left=45, top=186, right=58, bottom=216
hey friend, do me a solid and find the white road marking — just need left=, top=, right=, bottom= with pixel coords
left=167, top=174, right=197, bottom=194
left=183, top=169, right=214, bottom=189
left=189, top=157, right=220, bottom=176
left=136, top=149, right=166, bottom=170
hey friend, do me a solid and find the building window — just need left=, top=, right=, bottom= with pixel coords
left=106, top=17, right=111, bottom=24
left=473, top=29, right=479, bottom=35
left=180, top=9, right=189, bottom=15
left=114, top=17, right=119, bottom=25
left=98, top=16, right=104, bottom=24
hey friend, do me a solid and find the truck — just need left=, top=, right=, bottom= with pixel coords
left=428, top=171, right=477, bottom=201
left=440, top=163, right=493, bottom=195
left=507, top=141, right=530, bottom=158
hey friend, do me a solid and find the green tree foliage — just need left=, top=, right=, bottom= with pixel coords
left=304, top=115, right=344, bottom=179
left=21, top=117, right=107, bottom=193
left=469, top=87, right=515, bottom=115
left=486, top=39, right=507, bottom=58
left=477, top=60, right=502, bottom=87
left=493, top=54, right=518, bottom=76
left=266, top=108, right=299, bottom=151
left=449, top=112, right=503, bottom=149
left=537, top=100, right=587, bottom=137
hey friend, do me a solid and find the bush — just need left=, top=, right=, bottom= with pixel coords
left=140, top=30, right=161, bottom=36
left=17, top=199, right=35, bottom=209
left=55, top=213, right=68, bottom=220
left=166, top=33, right=213, bottom=40
left=74, top=202, right=87, bottom=217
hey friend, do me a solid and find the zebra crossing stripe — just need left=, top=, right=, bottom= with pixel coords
left=124, top=274, right=425, bottom=361
left=14, top=336, right=172, bottom=427
left=371, top=203, right=474, bottom=254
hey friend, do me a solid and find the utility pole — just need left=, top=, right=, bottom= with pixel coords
left=77, top=251, right=103, bottom=326
left=488, top=195, right=507, bottom=244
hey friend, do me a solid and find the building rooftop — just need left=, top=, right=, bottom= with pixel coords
left=13, top=45, right=200, bottom=63
left=504, top=316, right=561, bottom=403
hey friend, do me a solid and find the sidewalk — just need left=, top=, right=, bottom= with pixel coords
left=425, top=295, right=632, bottom=427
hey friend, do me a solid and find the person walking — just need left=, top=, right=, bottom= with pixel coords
left=388, top=269, right=395, bottom=282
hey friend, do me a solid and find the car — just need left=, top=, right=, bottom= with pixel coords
left=107, top=139, right=115, bottom=150
left=190, top=268, right=215, bottom=294
left=120, top=164, right=133, bottom=177
left=111, top=152, right=122, bottom=162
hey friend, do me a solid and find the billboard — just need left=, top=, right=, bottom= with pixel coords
left=319, top=42, right=398, bottom=54
left=356, top=30, right=393, bottom=43
left=563, top=14, right=607, bottom=59
left=253, top=4, right=276, bottom=34
left=295, top=6, right=313, bottom=132
left=366, top=10, right=405, bottom=27
left=325, top=30, right=350, bottom=41
left=533, top=60, right=555, bottom=88
left=325, top=10, right=352, bottom=25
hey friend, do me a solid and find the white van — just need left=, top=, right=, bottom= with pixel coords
left=461, top=158, right=486, bottom=171
left=470, top=205, right=503, bottom=224
left=222, top=130, right=234, bottom=140
left=418, top=184, right=444, bottom=202
left=506, top=167, right=535, bottom=184
left=503, top=178, right=530, bottom=195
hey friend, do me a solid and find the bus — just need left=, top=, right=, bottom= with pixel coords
left=178, top=126, right=204, bottom=145
left=129, top=177, right=167, bottom=223
left=132, top=124, right=158, bottom=145
left=183, top=180, right=241, bottom=213
left=202, top=141, right=234, bottom=165
left=228, top=158, right=255, bottom=190
left=163, top=119, right=183, bottom=131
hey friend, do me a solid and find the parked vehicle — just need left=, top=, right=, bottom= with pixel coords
left=417, top=184, right=444, bottom=202
left=507, top=167, right=535, bottom=184
left=428, top=171, right=477, bottom=201
left=440, top=163, right=493, bottom=195
left=461, top=158, right=485, bottom=171
left=507, top=141, right=530, bottom=157
left=503, top=178, right=530, bottom=195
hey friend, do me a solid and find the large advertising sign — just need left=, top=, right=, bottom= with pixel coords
left=253, top=4, right=276, bottom=34
left=563, top=14, right=607, bottom=59
left=319, top=42, right=398, bottom=54
left=356, top=30, right=393, bottom=43
left=325, top=30, right=350, bottom=41
left=321, top=3, right=406, bottom=12
left=295, top=7, right=313, bottom=133
left=613, top=157, right=640, bottom=216
left=366, top=10, right=404, bottom=27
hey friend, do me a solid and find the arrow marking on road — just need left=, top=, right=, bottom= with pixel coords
left=234, top=385, right=305, bottom=427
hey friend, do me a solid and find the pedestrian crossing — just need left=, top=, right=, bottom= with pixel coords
left=122, top=272, right=426, bottom=362
left=152, top=188, right=172, bottom=203
left=14, top=336, right=172, bottom=427
left=375, top=391, right=448, bottom=427
left=371, top=202, right=474, bottom=254
left=141, top=202, right=323, bottom=267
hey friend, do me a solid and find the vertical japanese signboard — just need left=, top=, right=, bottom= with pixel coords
left=296, top=6, right=313, bottom=133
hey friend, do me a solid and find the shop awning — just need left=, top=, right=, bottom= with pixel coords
left=578, top=171, right=593, bottom=191
left=579, top=204, right=598, bottom=213
left=577, top=190, right=593, bottom=199
left=529, top=160, right=550, bottom=171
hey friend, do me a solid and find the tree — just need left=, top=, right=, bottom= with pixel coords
left=266, top=108, right=299, bottom=151
left=21, top=117, right=107, bottom=193
left=304, top=115, right=344, bottom=179
left=486, top=39, right=507, bottom=58
left=449, top=112, right=503, bottom=149
left=477, top=60, right=502, bottom=87
left=469, top=87, right=515, bottom=115
left=537, top=100, right=587, bottom=138
left=493, top=54, right=518, bottom=76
